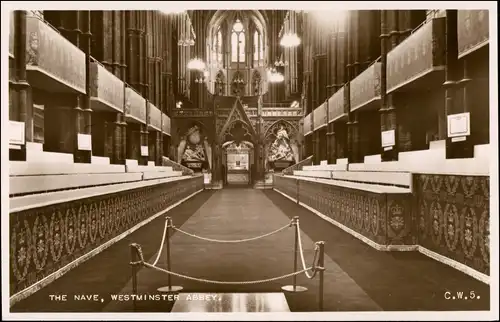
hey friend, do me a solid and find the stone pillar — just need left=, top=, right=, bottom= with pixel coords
left=10, top=10, right=31, bottom=161
left=445, top=10, right=473, bottom=159
left=379, top=10, right=389, bottom=147
left=82, top=11, right=93, bottom=163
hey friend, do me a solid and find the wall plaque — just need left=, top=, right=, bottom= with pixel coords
left=447, top=112, right=470, bottom=138
left=77, top=133, right=92, bottom=151
left=141, top=145, right=149, bottom=156
left=9, top=121, right=25, bottom=145
left=381, top=130, right=396, bottom=148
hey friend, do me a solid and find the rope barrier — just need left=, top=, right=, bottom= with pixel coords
left=152, top=220, right=169, bottom=266
left=172, top=221, right=292, bottom=243
left=143, top=262, right=313, bottom=285
left=296, top=222, right=320, bottom=279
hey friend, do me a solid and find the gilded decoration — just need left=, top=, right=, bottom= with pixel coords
left=416, top=174, right=489, bottom=275
left=10, top=177, right=203, bottom=295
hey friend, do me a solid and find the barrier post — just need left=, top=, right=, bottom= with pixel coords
left=317, top=241, right=325, bottom=311
left=282, top=216, right=308, bottom=293
left=158, top=216, right=184, bottom=293
left=130, top=243, right=139, bottom=312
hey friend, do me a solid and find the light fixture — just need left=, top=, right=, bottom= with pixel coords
left=195, top=76, right=205, bottom=84
left=176, top=101, right=183, bottom=108
left=233, top=76, right=245, bottom=84
left=187, top=58, right=206, bottom=71
left=267, top=68, right=284, bottom=83
left=274, top=58, right=285, bottom=67
left=280, top=33, right=301, bottom=48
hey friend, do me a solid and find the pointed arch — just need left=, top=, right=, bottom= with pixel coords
left=264, top=120, right=299, bottom=142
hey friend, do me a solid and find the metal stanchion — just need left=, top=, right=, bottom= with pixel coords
left=157, top=216, right=184, bottom=293
left=129, top=243, right=139, bottom=312
left=317, top=241, right=325, bottom=311
left=282, top=216, right=308, bottom=293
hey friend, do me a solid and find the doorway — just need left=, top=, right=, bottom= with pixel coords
left=222, top=141, right=254, bottom=187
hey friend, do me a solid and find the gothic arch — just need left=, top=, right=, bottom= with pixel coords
left=264, top=120, right=299, bottom=143
left=221, top=120, right=255, bottom=144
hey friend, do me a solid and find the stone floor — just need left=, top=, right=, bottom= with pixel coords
left=11, top=188, right=490, bottom=312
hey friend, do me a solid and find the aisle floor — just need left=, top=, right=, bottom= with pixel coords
left=11, top=189, right=490, bottom=312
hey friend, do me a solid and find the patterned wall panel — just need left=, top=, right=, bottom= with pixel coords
left=313, top=103, right=327, bottom=131
left=350, top=62, right=381, bottom=112
left=327, top=86, right=346, bottom=122
left=10, top=176, right=204, bottom=296
left=125, top=87, right=146, bottom=124
left=415, top=174, right=490, bottom=275
left=386, top=17, right=446, bottom=93
left=147, top=102, right=162, bottom=131
left=457, top=10, right=489, bottom=58
left=26, top=16, right=86, bottom=93
left=89, top=62, right=125, bottom=113
left=274, top=176, right=414, bottom=246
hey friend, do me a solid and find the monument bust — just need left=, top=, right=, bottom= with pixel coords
left=177, top=125, right=212, bottom=172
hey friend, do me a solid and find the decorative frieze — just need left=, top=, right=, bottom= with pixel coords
left=25, top=16, right=86, bottom=93
left=415, top=174, right=490, bottom=275
left=10, top=176, right=204, bottom=296
left=279, top=176, right=414, bottom=246
left=147, top=102, right=162, bottom=132
left=386, top=17, right=446, bottom=93
left=350, top=62, right=381, bottom=112
left=89, top=62, right=125, bottom=113
left=172, top=110, right=214, bottom=118
left=328, top=85, right=347, bottom=123
left=125, top=87, right=146, bottom=124
left=313, top=103, right=327, bottom=131
left=457, top=10, right=489, bottom=58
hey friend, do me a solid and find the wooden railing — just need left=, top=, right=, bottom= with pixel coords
left=282, top=155, right=313, bottom=175
left=162, top=157, right=194, bottom=176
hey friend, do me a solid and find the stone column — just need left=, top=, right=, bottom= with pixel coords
left=379, top=10, right=389, bottom=150
left=10, top=10, right=31, bottom=161
left=445, top=10, right=473, bottom=159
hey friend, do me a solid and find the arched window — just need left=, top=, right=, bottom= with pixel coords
left=253, top=31, right=259, bottom=61
left=217, top=31, right=223, bottom=63
left=231, top=19, right=245, bottom=63
left=259, top=33, right=264, bottom=63
left=238, top=32, right=246, bottom=62
left=231, top=32, right=238, bottom=62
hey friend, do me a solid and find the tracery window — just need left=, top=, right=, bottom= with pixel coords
left=231, top=19, right=245, bottom=63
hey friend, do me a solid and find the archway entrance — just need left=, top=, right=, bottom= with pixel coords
left=223, top=141, right=254, bottom=186
left=220, top=121, right=256, bottom=187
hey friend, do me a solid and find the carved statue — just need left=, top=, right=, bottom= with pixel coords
left=177, top=125, right=212, bottom=172
left=266, top=125, right=299, bottom=170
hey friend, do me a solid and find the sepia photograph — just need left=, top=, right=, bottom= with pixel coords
left=1, top=1, right=498, bottom=321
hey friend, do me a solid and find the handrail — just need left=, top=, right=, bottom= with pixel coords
left=162, top=157, right=194, bottom=176
left=282, top=155, right=313, bottom=175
